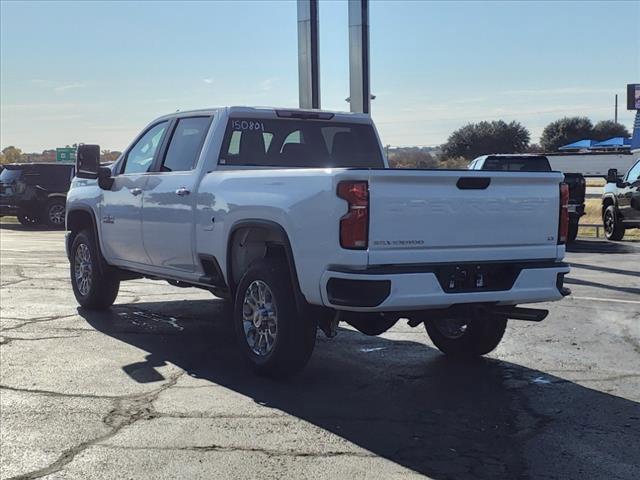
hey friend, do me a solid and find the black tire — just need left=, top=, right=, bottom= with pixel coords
left=567, top=219, right=579, bottom=243
left=603, top=205, right=625, bottom=241
left=233, top=258, right=316, bottom=377
left=45, top=198, right=66, bottom=228
left=424, top=314, right=507, bottom=358
left=17, top=213, right=40, bottom=226
left=70, top=229, right=120, bottom=310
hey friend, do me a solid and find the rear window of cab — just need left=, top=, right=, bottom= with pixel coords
left=219, top=118, right=383, bottom=168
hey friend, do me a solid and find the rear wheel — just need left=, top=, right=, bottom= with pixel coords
left=45, top=199, right=66, bottom=228
left=603, top=205, right=625, bottom=241
left=70, top=229, right=120, bottom=309
left=424, top=314, right=507, bottom=358
left=17, top=213, right=40, bottom=226
left=234, top=259, right=316, bottom=377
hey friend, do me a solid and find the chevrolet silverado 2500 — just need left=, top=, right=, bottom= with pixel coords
left=66, top=107, right=570, bottom=376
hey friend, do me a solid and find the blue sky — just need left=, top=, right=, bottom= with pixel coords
left=1, top=0, right=638, bottom=152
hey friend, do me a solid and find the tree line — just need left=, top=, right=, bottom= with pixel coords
left=0, top=146, right=122, bottom=165
left=389, top=117, right=630, bottom=169
left=2, top=116, right=631, bottom=168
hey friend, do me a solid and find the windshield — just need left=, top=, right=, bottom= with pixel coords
left=0, top=168, right=23, bottom=183
left=219, top=118, right=384, bottom=168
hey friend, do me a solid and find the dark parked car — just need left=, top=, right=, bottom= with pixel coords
left=468, top=154, right=586, bottom=242
left=602, top=159, right=640, bottom=240
left=0, top=163, right=74, bottom=227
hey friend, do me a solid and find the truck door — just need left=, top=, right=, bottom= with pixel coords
left=100, top=121, right=169, bottom=265
left=141, top=116, right=212, bottom=273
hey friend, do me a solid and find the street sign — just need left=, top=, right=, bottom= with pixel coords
left=56, top=147, right=76, bottom=163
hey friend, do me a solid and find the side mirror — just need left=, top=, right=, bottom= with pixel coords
left=98, top=167, right=114, bottom=190
left=606, top=168, right=618, bottom=184
left=76, top=144, right=100, bottom=179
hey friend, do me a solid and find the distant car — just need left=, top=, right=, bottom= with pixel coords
left=0, top=163, right=75, bottom=227
left=469, top=154, right=586, bottom=242
left=602, top=159, right=640, bottom=240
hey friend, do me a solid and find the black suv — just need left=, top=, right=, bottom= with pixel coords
left=0, top=163, right=74, bottom=228
left=602, top=159, right=640, bottom=240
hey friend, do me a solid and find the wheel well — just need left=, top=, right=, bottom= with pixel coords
left=228, top=225, right=289, bottom=289
left=66, top=209, right=98, bottom=252
left=602, top=197, right=615, bottom=217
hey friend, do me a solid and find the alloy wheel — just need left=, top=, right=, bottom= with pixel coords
left=49, top=204, right=65, bottom=225
left=74, top=243, right=93, bottom=296
left=242, top=280, right=278, bottom=357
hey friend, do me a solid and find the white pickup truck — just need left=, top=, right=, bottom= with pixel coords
left=67, top=107, right=570, bottom=376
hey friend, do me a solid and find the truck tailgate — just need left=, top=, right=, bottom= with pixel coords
left=367, top=170, right=564, bottom=265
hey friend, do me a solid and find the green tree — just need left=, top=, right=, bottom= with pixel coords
left=539, top=117, right=593, bottom=152
left=101, top=150, right=123, bottom=162
left=591, top=120, right=630, bottom=142
left=442, top=120, right=530, bottom=160
left=388, top=149, right=438, bottom=169
left=1, top=146, right=22, bottom=163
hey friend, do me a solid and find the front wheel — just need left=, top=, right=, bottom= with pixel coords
left=234, top=259, right=316, bottom=377
left=424, top=315, right=507, bottom=358
left=70, top=229, right=120, bottom=309
left=603, top=205, right=625, bottom=241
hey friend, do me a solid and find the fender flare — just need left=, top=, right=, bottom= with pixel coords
left=226, top=219, right=307, bottom=311
left=602, top=193, right=618, bottom=208
left=46, top=193, right=67, bottom=201
left=65, top=206, right=106, bottom=272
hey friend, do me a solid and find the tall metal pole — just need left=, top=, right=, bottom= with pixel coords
left=615, top=94, right=618, bottom=123
left=297, top=0, right=320, bottom=109
left=348, top=0, right=370, bottom=114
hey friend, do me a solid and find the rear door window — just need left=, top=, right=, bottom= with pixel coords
left=160, top=117, right=211, bottom=172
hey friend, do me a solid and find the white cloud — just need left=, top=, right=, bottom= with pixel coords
left=259, top=77, right=277, bottom=92
left=202, top=78, right=214, bottom=84
left=502, top=87, right=616, bottom=96
left=54, top=83, right=87, bottom=94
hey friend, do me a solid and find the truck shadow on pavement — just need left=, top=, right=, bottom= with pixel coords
left=567, top=239, right=639, bottom=254
left=79, top=300, right=640, bottom=480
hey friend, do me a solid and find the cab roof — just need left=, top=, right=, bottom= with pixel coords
left=152, top=106, right=373, bottom=124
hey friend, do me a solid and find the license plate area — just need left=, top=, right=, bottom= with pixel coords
left=435, top=263, right=521, bottom=293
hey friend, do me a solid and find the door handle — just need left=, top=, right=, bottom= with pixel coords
left=176, top=187, right=191, bottom=196
left=130, top=188, right=142, bottom=196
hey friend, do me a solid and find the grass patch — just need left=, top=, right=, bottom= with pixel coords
left=585, top=178, right=606, bottom=187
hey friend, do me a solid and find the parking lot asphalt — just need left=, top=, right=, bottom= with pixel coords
left=1, top=224, right=639, bottom=480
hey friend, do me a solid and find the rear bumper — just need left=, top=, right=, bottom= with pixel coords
left=320, top=261, right=570, bottom=312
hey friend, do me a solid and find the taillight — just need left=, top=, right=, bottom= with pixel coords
left=337, top=181, right=369, bottom=249
left=558, top=183, right=569, bottom=244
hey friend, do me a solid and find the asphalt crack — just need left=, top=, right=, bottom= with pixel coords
left=6, top=371, right=186, bottom=480
left=92, top=443, right=375, bottom=459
